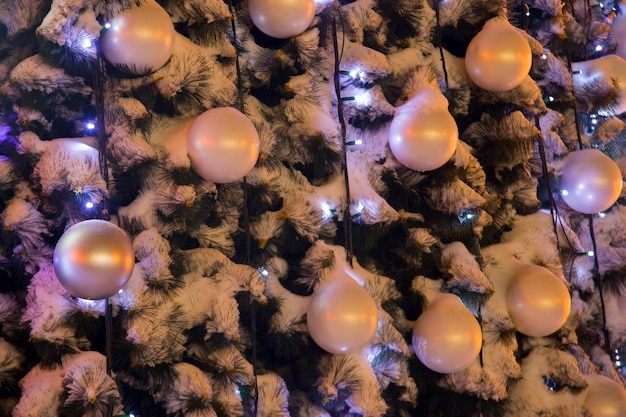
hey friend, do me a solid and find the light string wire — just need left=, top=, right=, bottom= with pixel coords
left=225, top=2, right=259, bottom=415
left=331, top=1, right=355, bottom=266
left=529, top=0, right=614, bottom=360
left=94, top=27, right=114, bottom=417
left=564, top=0, right=612, bottom=360
left=433, top=0, right=450, bottom=91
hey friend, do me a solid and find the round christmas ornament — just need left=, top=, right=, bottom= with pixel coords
left=464, top=17, right=532, bottom=92
left=412, top=293, right=482, bottom=374
left=248, top=0, right=316, bottom=39
left=571, top=55, right=626, bottom=116
left=388, top=88, right=458, bottom=172
left=100, top=3, right=175, bottom=75
left=187, top=107, right=260, bottom=184
left=53, top=220, right=135, bottom=300
left=307, top=265, right=378, bottom=355
left=583, top=374, right=626, bottom=417
left=506, top=264, right=571, bottom=337
left=612, top=5, right=626, bottom=61
left=560, top=149, right=623, bottom=214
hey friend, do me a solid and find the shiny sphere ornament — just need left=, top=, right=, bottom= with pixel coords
left=248, top=0, right=316, bottom=39
left=389, top=95, right=458, bottom=172
left=506, top=264, right=571, bottom=337
left=187, top=107, right=260, bottom=184
left=613, top=8, right=626, bottom=60
left=53, top=220, right=135, bottom=300
left=307, top=268, right=378, bottom=355
left=571, top=55, right=626, bottom=116
left=412, top=293, right=482, bottom=374
left=560, top=149, right=623, bottom=214
left=100, top=3, right=175, bottom=75
left=465, top=17, right=532, bottom=92
left=583, top=374, right=626, bottom=417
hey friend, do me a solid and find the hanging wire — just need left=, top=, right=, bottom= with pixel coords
left=554, top=1, right=614, bottom=360
left=588, top=214, right=613, bottom=358
left=535, top=114, right=560, bottom=243
left=331, top=2, right=354, bottom=266
left=93, top=29, right=114, bottom=417
left=433, top=0, right=450, bottom=91
left=225, top=2, right=259, bottom=415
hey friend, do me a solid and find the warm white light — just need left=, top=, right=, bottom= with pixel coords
left=320, top=201, right=333, bottom=219
left=354, top=92, right=371, bottom=106
left=258, top=267, right=269, bottom=278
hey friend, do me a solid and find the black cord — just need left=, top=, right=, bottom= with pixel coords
left=434, top=0, right=450, bottom=91
left=588, top=214, right=613, bottom=360
left=226, top=2, right=258, bottom=414
left=564, top=39, right=585, bottom=151
left=331, top=3, right=354, bottom=266
left=93, top=34, right=115, bottom=417
left=93, top=41, right=110, bottom=220
left=535, top=114, right=560, bottom=245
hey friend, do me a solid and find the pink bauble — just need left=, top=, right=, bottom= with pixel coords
left=613, top=7, right=626, bottom=60
left=389, top=96, right=458, bottom=172
left=584, top=374, right=626, bottom=417
left=412, top=293, right=482, bottom=374
left=100, top=4, right=175, bottom=75
left=53, top=220, right=135, bottom=300
left=560, top=149, right=623, bottom=214
left=571, top=55, right=626, bottom=116
left=506, top=264, right=571, bottom=337
left=307, top=269, right=378, bottom=355
left=465, top=17, right=532, bottom=92
left=248, top=0, right=316, bottom=39
left=187, top=107, right=260, bottom=184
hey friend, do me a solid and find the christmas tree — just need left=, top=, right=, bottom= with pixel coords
left=0, top=0, right=626, bottom=416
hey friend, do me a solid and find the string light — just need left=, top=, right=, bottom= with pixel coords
left=85, top=201, right=94, bottom=209
left=257, top=267, right=269, bottom=279
left=86, top=122, right=95, bottom=130
left=354, top=92, right=371, bottom=106
left=320, top=201, right=336, bottom=219
left=594, top=44, right=603, bottom=51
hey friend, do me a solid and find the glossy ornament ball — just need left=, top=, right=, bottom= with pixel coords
left=465, top=17, right=532, bottom=92
left=307, top=268, right=378, bottom=355
left=248, top=0, right=316, bottom=39
left=53, top=220, right=135, bottom=300
left=560, top=149, right=623, bottom=214
left=583, top=374, right=626, bottom=417
left=613, top=8, right=626, bottom=60
left=506, top=264, right=571, bottom=337
left=187, top=107, right=260, bottom=184
left=389, top=92, right=458, bottom=172
left=412, top=293, right=482, bottom=374
left=100, top=3, right=175, bottom=75
left=571, top=55, right=626, bottom=116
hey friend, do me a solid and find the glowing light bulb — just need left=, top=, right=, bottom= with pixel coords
left=85, top=201, right=94, bottom=209
left=354, top=92, right=371, bottom=106
left=86, top=122, right=95, bottom=130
